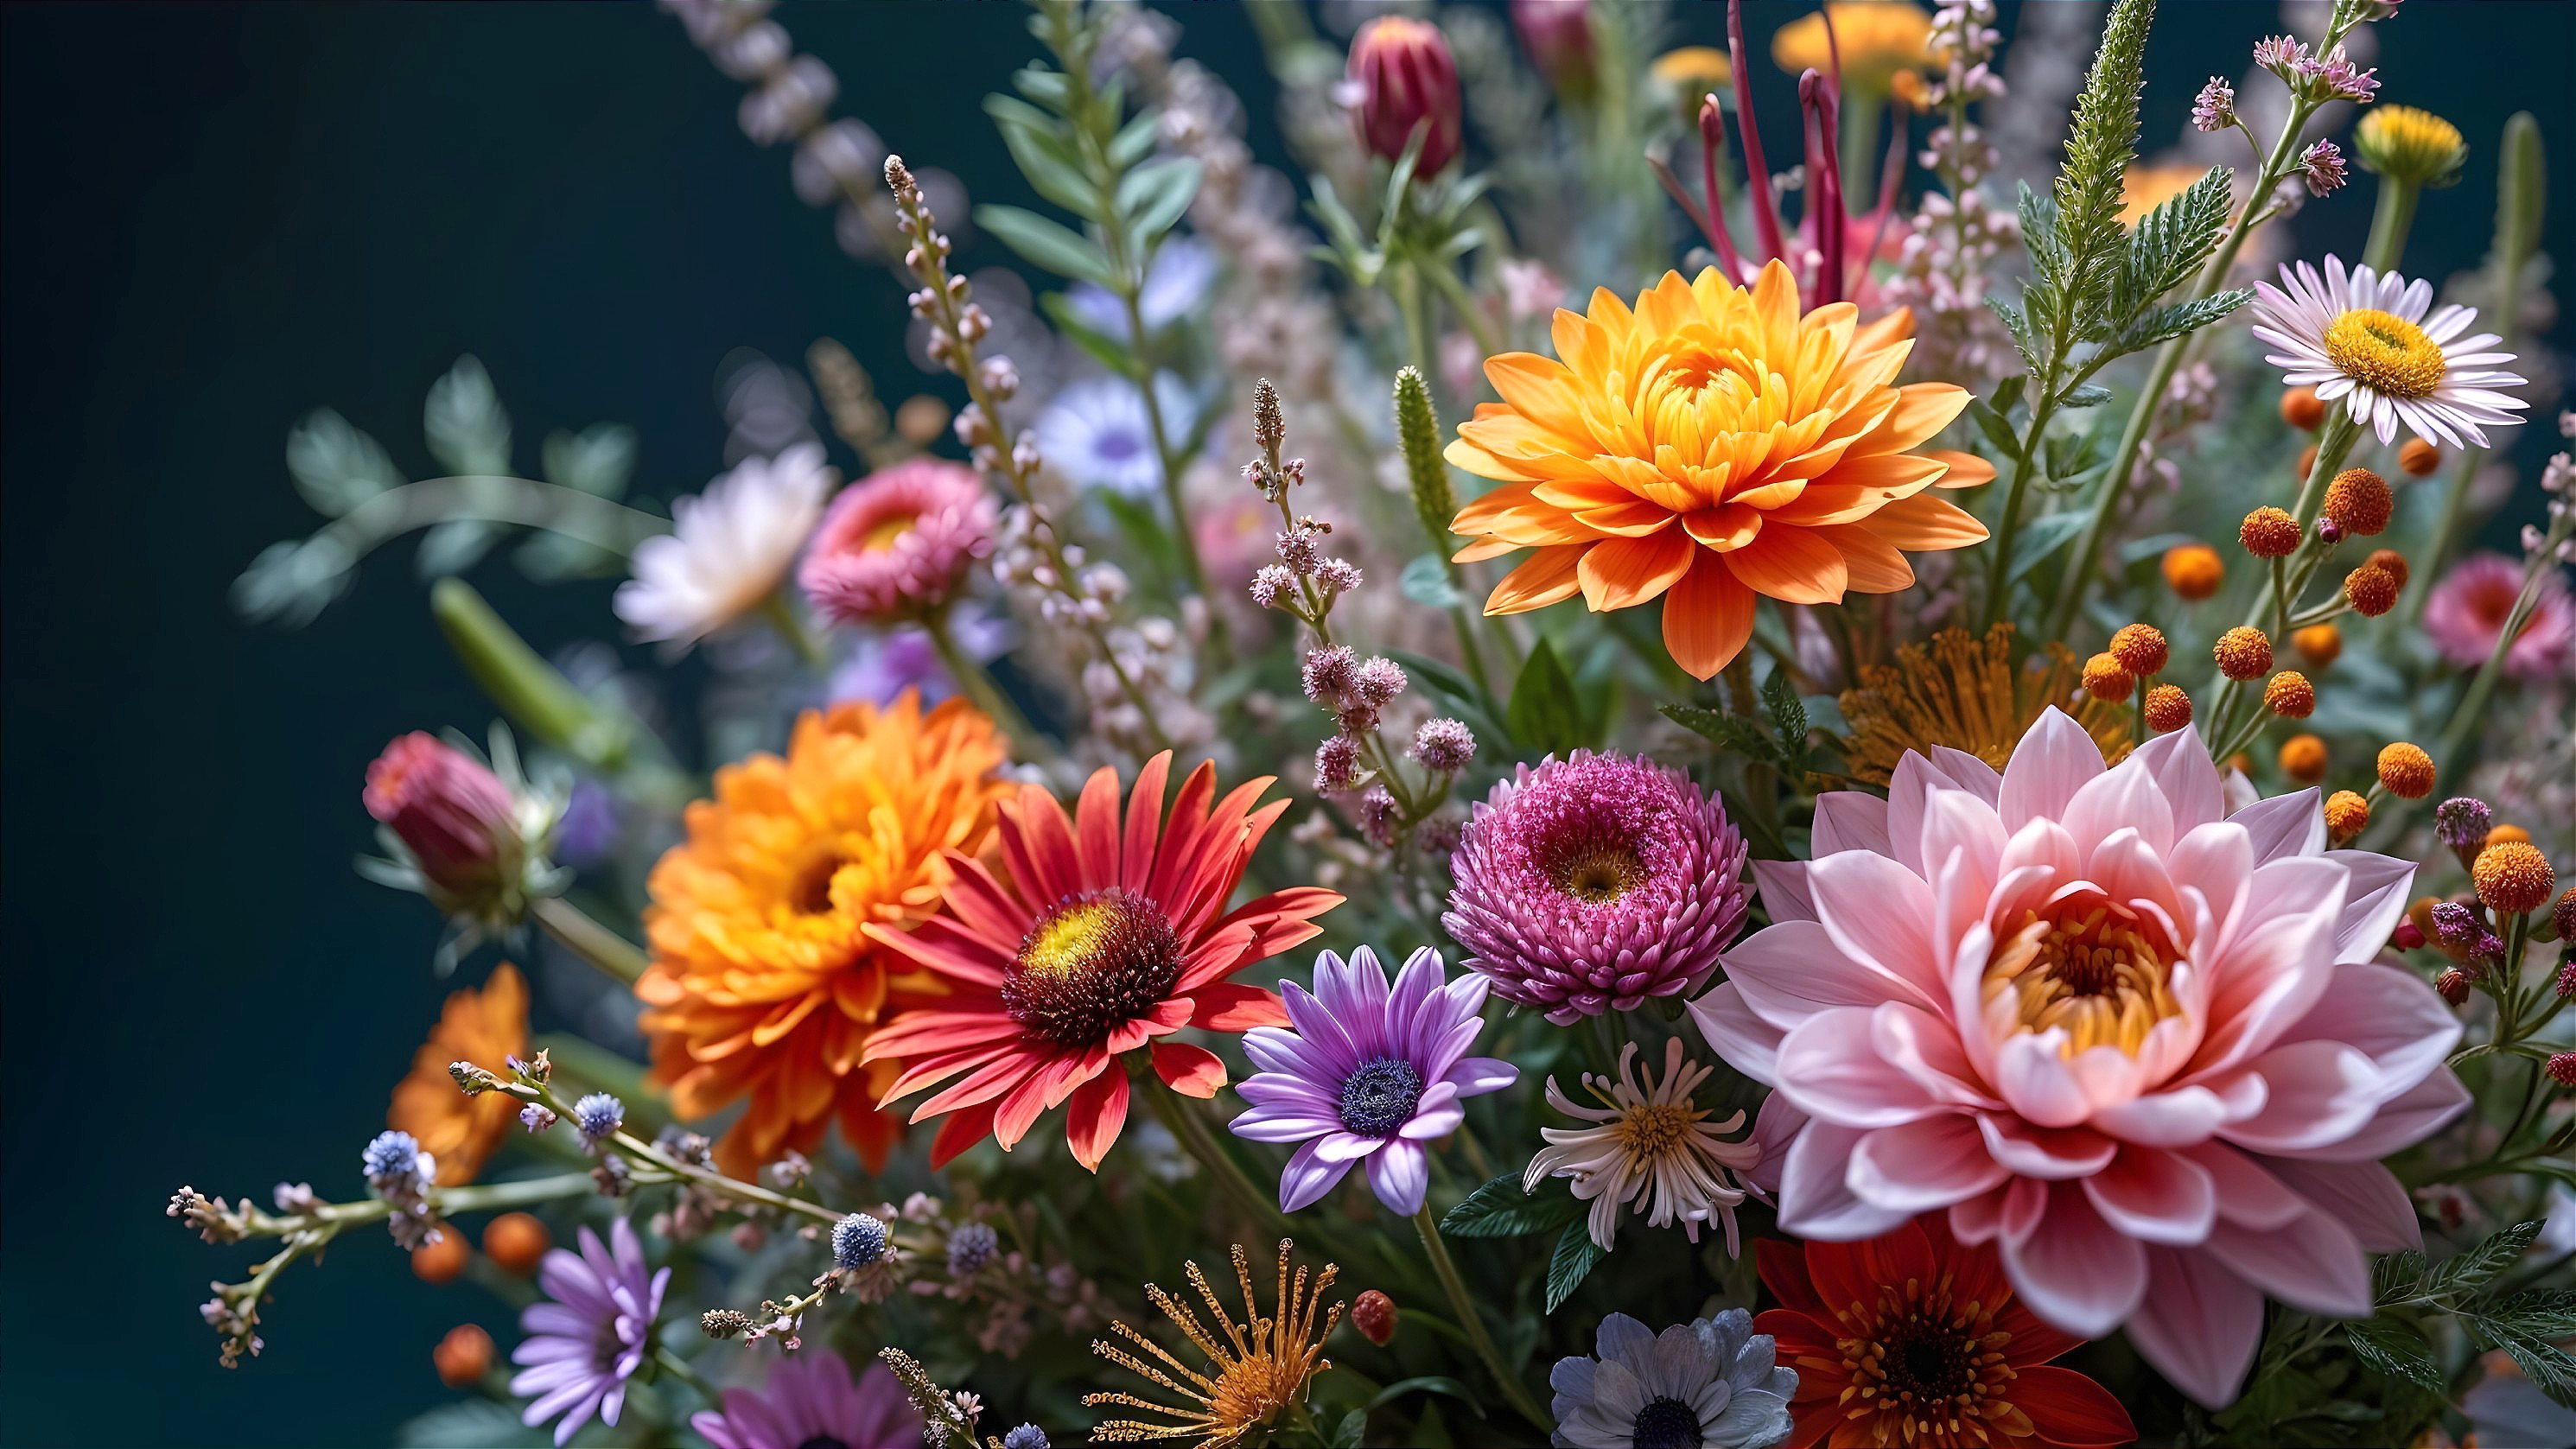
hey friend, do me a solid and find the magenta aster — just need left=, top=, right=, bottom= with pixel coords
left=1231, top=946, right=1517, bottom=1215
left=1443, top=752, right=1750, bottom=1024
left=690, top=1353, right=917, bottom=1449
left=798, top=457, right=998, bottom=626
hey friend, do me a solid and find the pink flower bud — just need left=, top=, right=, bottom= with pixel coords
left=1510, top=0, right=1593, bottom=86
left=1348, top=17, right=1462, bottom=175
left=364, top=734, right=518, bottom=899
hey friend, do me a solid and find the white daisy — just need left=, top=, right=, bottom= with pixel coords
left=1030, top=373, right=1197, bottom=498
left=1523, top=1038, right=1763, bottom=1255
left=2250, top=255, right=2528, bottom=448
left=614, top=442, right=832, bottom=645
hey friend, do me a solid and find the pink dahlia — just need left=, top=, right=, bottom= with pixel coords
left=1444, top=751, right=1750, bottom=1024
left=2422, top=550, right=2574, bottom=678
left=798, top=458, right=998, bottom=626
left=1691, top=710, right=2465, bottom=1408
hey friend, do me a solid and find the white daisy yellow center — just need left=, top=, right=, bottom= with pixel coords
left=2323, top=308, right=2447, bottom=399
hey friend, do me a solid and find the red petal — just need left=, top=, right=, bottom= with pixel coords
left=1756, top=1239, right=1824, bottom=1316
left=941, top=855, right=1034, bottom=947
left=916, top=1047, right=1043, bottom=1117
left=1121, top=751, right=1172, bottom=892
left=1151, top=1042, right=1228, bottom=1098
left=1019, top=779, right=1090, bottom=899
left=2007, top=1365, right=2138, bottom=1448
left=1187, top=982, right=1290, bottom=1032
left=1073, top=763, right=1123, bottom=887
left=1065, top=1068, right=1129, bottom=1172
left=928, top=1097, right=1001, bottom=1168
left=1147, top=760, right=1220, bottom=905
left=991, top=1061, right=1059, bottom=1151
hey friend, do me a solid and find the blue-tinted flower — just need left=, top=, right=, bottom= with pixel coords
left=572, top=1092, right=624, bottom=1144
left=1002, top=1426, right=1052, bottom=1449
left=360, top=1129, right=426, bottom=1191
left=1549, top=1309, right=1795, bottom=1449
left=833, top=1211, right=887, bottom=1270
left=1064, top=238, right=1217, bottom=340
left=1032, top=375, right=1198, bottom=498
left=511, top=1217, right=671, bottom=1446
left=947, top=1221, right=1000, bottom=1276
left=1230, top=946, right=1517, bottom=1215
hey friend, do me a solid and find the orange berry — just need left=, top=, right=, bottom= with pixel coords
left=2298, top=443, right=2318, bottom=480
left=2488, top=823, right=2532, bottom=847
left=2161, top=543, right=2226, bottom=601
left=2143, top=683, right=2193, bottom=733
left=2293, top=622, right=2342, bottom=667
left=2265, top=670, right=2316, bottom=718
left=2325, top=790, right=2370, bottom=839
left=2376, top=741, right=2436, bottom=799
left=2109, top=623, right=2169, bottom=677
left=2473, top=841, right=2556, bottom=915
left=2280, top=385, right=2326, bottom=430
left=2226, top=753, right=2253, bottom=776
left=2398, top=436, right=2440, bottom=476
left=2407, top=896, right=2441, bottom=937
left=2240, top=506, right=2301, bottom=559
left=894, top=394, right=951, bottom=446
left=482, top=1212, right=552, bottom=1276
left=434, top=1324, right=493, bottom=1389
left=2082, top=652, right=2134, bottom=701
left=2278, top=733, right=2329, bottom=783
left=2366, top=547, right=2408, bottom=591
left=411, top=1231, right=468, bottom=1286
left=2214, top=626, right=2273, bottom=680
left=2323, top=467, right=2394, bottom=536
left=2344, top=563, right=2400, bottom=617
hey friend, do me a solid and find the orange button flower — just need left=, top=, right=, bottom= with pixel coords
left=1445, top=261, right=1994, bottom=678
left=637, top=692, right=1012, bottom=1177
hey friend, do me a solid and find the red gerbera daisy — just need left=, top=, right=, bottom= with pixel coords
left=1755, top=1215, right=2134, bottom=1449
left=862, top=752, right=1342, bottom=1171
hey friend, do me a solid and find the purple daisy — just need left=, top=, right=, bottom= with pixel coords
left=510, top=1217, right=671, bottom=1447
left=691, top=1354, right=918, bottom=1449
left=1231, top=946, right=1517, bottom=1216
left=1442, top=751, right=1750, bottom=1025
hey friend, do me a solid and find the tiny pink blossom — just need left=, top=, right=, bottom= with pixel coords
left=2191, top=77, right=2235, bottom=133
left=798, top=458, right=997, bottom=626
left=2300, top=139, right=2348, bottom=196
left=2422, top=551, right=2575, bottom=678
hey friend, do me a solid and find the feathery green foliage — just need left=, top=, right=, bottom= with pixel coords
left=2052, top=0, right=2155, bottom=313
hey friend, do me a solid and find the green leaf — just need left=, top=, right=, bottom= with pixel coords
left=1038, top=292, right=1143, bottom=377
left=1760, top=668, right=1810, bottom=773
left=1506, top=639, right=1589, bottom=756
left=2464, top=1312, right=2576, bottom=1409
left=986, top=100, right=1097, bottom=219
left=1440, top=1174, right=1582, bottom=1237
left=286, top=408, right=405, bottom=516
left=1964, top=397, right=2024, bottom=461
left=2427, top=1219, right=2543, bottom=1299
left=541, top=425, right=636, bottom=499
left=1331, top=1410, right=1367, bottom=1449
left=972, top=204, right=1116, bottom=287
left=2058, top=383, right=2115, bottom=408
left=1013, top=64, right=1072, bottom=111
left=2344, top=1316, right=2446, bottom=1395
left=1117, top=156, right=1202, bottom=244
left=1988, top=373, right=2026, bottom=415
left=1987, top=296, right=2043, bottom=377
left=1545, top=1220, right=1606, bottom=1312
left=1107, top=108, right=1161, bottom=169
left=1365, top=1377, right=1485, bottom=1420
left=424, top=355, right=512, bottom=477
left=2051, top=0, right=2156, bottom=328
left=2115, top=164, right=2234, bottom=316
left=2480, top=1288, right=2576, bottom=1338
left=2373, top=1249, right=2431, bottom=1304
left=2107, top=289, right=2251, bottom=359
left=1661, top=703, right=1778, bottom=764
left=1401, top=553, right=1465, bottom=609
left=2007, top=511, right=2091, bottom=584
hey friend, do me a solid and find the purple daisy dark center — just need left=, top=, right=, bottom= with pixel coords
left=1337, top=1058, right=1423, bottom=1136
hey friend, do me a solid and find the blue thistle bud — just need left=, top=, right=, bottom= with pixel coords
left=572, top=1092, right=624, bottom=1143
left=833, top=1212, right=888, bottom=1270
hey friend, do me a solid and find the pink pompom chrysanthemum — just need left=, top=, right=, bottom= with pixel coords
left=798, top=458, right=998, bottom=626
left=1443, top=751, right=1750, bottom=1025
left=2422, top=551, right=2574, bottom=678
left=1691, top=709, right=2465, bottom=1409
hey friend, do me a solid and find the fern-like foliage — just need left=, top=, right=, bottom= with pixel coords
left=2052, top=0, right=2155, bottom=327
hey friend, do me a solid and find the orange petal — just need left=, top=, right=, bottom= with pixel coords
left=1483, top=353, right=1591, bottom=442
left=1857, top=382, right=1974, bottom=452
left=1485, top=543, right=1587, bottom=614
left=1577, top=531, right=1697, bottom=611
left=1924, top=448, right=1998, bottom=488
left=1864, top=493, right=1991, bottom=550
left=1661, top=552, right=1758, bottom=680
left=1682, top=505, right=1764, bottom=553
left=1811, top=524, right=1917, bottom=594
left=1725, top=524, right=1850, bottom=605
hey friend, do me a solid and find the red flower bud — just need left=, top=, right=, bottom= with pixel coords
left=1352, top=1287, right=1399, bottom=1346
left=1511, top=0, right=1593, bottom=85
left=1349, top=18, right=1462, bottom=175
left=2391, top=920, right=2425, bottom=950
left=365, top=734, right=519, bottom=904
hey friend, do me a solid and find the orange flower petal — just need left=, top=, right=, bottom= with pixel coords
left=1661, top=552, right=1758, bottom=679
left=1725, top=524, right=1850, bottom=605
left=1577, top=531, right=1698, bottom=611
left=1811, top=524, right=1917, bottom=594
left=1863, top=493, right=1991, bottom=550
left=1485, top=543, right=1588, bottom=615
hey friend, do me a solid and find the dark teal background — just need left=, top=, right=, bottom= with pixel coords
left=3, top=3, right=2567, bottom=1444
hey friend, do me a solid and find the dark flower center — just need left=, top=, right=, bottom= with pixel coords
left=1337, top=1058, right=1424, bottom=1137
left=797, top=1439, right=851, bottom=1449
left=1002, top=888, right=1181, bottom=1048
left=1630, top=1395, right=1703, bottom=1449
left=1095, top=428, right=1143, bottom=462
left=1548, top=842, right=1645, bottom=903
left=789, top=853, right=848, bottom=915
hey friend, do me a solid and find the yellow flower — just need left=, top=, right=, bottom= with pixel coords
left=1771, top=3, right=1932, bottom=90
left=2354, top=104, right=2466, bottom=187
left=1839, top=624, right=2131, bottom=785
left=1085, top=1241, right=1343, bottom=1448
left=388, top=963, right=529, bottom=1185
left=2119, top=163, right=2207, bottom=226
left=1650, top=46, right=1733, bottom=118
left=1445, top=261, right=1993, bottom=679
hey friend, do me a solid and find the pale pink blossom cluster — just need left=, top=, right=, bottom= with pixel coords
left=1882, top=0, right=2019, bottom=387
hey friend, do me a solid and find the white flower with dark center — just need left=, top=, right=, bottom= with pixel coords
left=1549, top=1309, right=1795, bottom=1449
left=1524, top=1039, right=1763, bottom=1255
left=2250, top=256, right=2528, bottom=448
left=614, top=443, right=833, bottom=645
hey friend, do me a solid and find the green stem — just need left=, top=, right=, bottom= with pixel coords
left=759, top=590, right=825, bottom=670
left=653, top=1347, right=716, bottom=1406
left=1396, top=261, right=1434, bottom=378
left=2204, top=410, right=2361, bottom=705
left=2409, top=443, right=2487, bottom=624
left=1421, top=255, right=1503, bottom=375
left=1145, top=1079, right=1290, bottom=1235
left=1411, top=1205, right=1551, bottom=1430
left=2361, top=176, right=2421, bottom=275
left=1981, top=395, right=2058, bottom=628
left=531, top=894, right=648, bottom=985
left=924, top=608, right=1053, bottom=763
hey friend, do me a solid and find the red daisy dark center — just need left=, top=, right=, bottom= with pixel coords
left=1002, top=888, right=1181, bottom=1048
left=1833, top=1272, right=2025, bottom=1447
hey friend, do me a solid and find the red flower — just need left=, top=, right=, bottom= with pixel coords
left=1755, top=1216, right=2134, bottom=1449
left=862, top=753, right=1341, bottom=1171
left=1348, top=17, right=1463, bottom=175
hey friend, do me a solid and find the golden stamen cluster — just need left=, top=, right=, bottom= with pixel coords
left=2161, top=543, right=2225, bottom=601
left=2474, top=842, right=2557, bottom=917
left=2325, top=790, right=2371, bottom=841
left=2109, top=623, right=2169, bottom=677
left=2280, top=734, right=2329, bottom=784
left=2368, top=547, right=2410, bottom=590
left=2082, top=653, right=2133, bottom=702
left=2265, top=671, right=2317, bottom=719
left=2241, top=506, right=2302, bottom=559
left=2143, top=683, right=2193, bottom=734
left=2376, top=741, right=2436, bottom=799
left=2214, top=626, right=2273, bottom=681
left=2323, top=467, right=2394, bottom=536
left=1085, top=1241, right=1343, bottom=1449
left=1837, top=624, right=2128, bottom=785
left=2345, top=563, right=2401, bottom=617
left=2353, top=104, right=2468, bottom=187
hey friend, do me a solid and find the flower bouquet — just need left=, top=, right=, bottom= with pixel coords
left=176, top=1, right=2576, bottom=1445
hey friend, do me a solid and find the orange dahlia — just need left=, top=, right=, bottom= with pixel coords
left=1445, top=261, right=1994, bottom=678
left=1757, top=1215, right=2134, bottom=1449
left=388, top=962, right=529, bottom=1185
left=636, top=692, right=1011, bottom=1177
left=863, top=753, right=1341, bottom=1171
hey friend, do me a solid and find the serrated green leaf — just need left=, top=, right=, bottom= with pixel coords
left=2059, top=384, right=2115, bottom=408
left=2374, top=1249, right=2431, bottom=1303
left=2344, top=1316, right=2446, bottom=1394
left=1761, top=668, right=1810, bottom=772
left=1662, top=703, right=1778, bottom=763
left=1441, top=1175, right=1582, bottom=1238
left=2107, top=289, right=2252, bottom=359
left=424, top=356, right=512, bottom=477
left=1987, top=296, right=2043, bottom=376
left=1506, top=639, right=1588, bottom=757
left=2115, top=165, right=2234, bottom=316
left=973, top=204, right=1116, bottom=287
left=2428, top=1220, right=2544, bottom=1299
left=1546, top=1220, right=1607, bottom=1312
left=1988, top=372, right=2026, bottom=415
left=286, top=408, right=405, bottom=516
left=2465, top=1313, right=2576, bottom=1409
left=2052, top=0, right=2155, bottom=326
left=2477, top=1288, right=2576, bottom=1338
left=1965, top=397, right=2024, bottom=460
left=1118, top=156, right=1202, bottom=244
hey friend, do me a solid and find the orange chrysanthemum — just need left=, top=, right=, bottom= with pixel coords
left=864, top=753, right=1341, bottom=1172
left=389, top=962, right=529, bottom=1186
left=637, top=692, right=1012, bottom=1177
left=1445, top=261, right=1994, bottom=678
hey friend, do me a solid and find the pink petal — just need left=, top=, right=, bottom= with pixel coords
left=1991, top=1033, right=2096, bottom=1128
left=2092, top=1085, right=2231, bottom=1147
left=2203, top=1208, right=2373, bottom=1318
left=1807, top=850, right=1948, bottom=1007
left=2126, top=1248, right=2264, bottom=1409
left=2185, top=1141, right=2309, bottom=1230
left=1848, top=1115, right=2008, bottom=1213
left=1976, top=1113, right=2117, bottom=1179
left=1777, top=1120, right=1915, bottom=1241
left=2218, top=1039, right=2385, bottom=1153
left=1724, top=920, right=1918, bottom=1026
left=1689, top=982, right=1783, bottom=1085
left=2083, top=1145, right=2217, bottom=1245
left=2321, top=849, right=2416, bottom=963
left=2130, top=725, right=2224, bottom=834
left=1747, top=859, right=1816, bottom=923
left=1924, top=746, right=2005, bottom=804
left=1810, top=789, right=1892, bottom=857
left=2230, top=787, right=2324, bottom=865
left=2063, top=760, right=2177, bottom=861
left=2269, top=1069, right=2470, bottom=1162
left=2000, top=1180, right=2148, bottom=1338
left=1999, top=708, right=2109, bottom=833
left=2271, top=961, right=2460, bottom=1092
left=1776, top=1008, right=1946, bottom=1128
left=2262, top=1158, right=2421, bottom=1251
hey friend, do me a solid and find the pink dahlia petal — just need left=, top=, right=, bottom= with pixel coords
left=1776, top=1008, right=1948, bottom=1127
left=2229, top=787, right=2325, bottom=864
left=2128, top=1247, right=2266, bottom=1409
left=1689, top=982, right=1783, bottom=1084
left=2129, top=725, right=2226, bottom=834
left=2261, top=1158, right=2420, bottom=1251
left=2063, top=762, right=2178, bottom=860
left=1806, top=850, right=1948, bottom=1007
left=2272, top=961, right=2461, bottom=1090
left=2186, top=1142, right=2310, bottom=1230
left=2274, top=1069, right=2470, bottom=1162
left=2082, top=1145, right=2217, bottom=1245
left=1725, top=919, right=1909, bottom=1026
left=1999, top=709, right=2109, bottom=830
left=1810, top=788, right=1893, bottom=856
left=2204, top=1210, right=2373, bottom=1318
left=1777, top=1121, right=1913, bottom=1240
left=2002, top=1181, right=2150, bottom=1338
left=1746, top=858, right=1816, bottom=922
left=1848, top=1115, right=2007, bottom=1212
left=1975, top=1114, right=2117, bottom=1179
left=2323, top=849, right=2418, bottom=961
left=2091, top=1084, right=2234, bottom=1147
left=2220, top=1039, right=2386, bottom=1153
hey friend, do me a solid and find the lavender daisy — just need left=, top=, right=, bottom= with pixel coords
left=1443, top=752, right=1750, bottom=1025
left=1031, top=374, right=1199, bottom=498
left=1230, top=946, right=1517, bottom=1216
left=690, top=1354, right=917, bottom=1449
left=511, top=1217, right=671, bottom=1446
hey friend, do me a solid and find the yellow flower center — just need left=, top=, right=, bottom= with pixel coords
left=861, top=512, right=919, bottom=551
left=2322, top=308, right=2446, bottom=400
left=1551, top=843, right=1646, bottom=903
left=1613, top=1102, right=1701, bottom=1161
left=1982, top=902, right=2180, bottom=1057
left=1003, top=889, right=1180, bottom=1047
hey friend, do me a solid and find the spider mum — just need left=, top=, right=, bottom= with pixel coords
left=1085, top=1240, right=1342, bottom=1449
left=865, top=753, right=1340, bottom=1170
left=1526, top=1039, right=1764, bottom=1254
left=636, top=693, right=1012, bottom=1177
left=1839, top=625, right=2128, bottom=786
left=2250, top=257, right=2527, bottom=448
left=1445, top=262, right=1994, bottom=679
